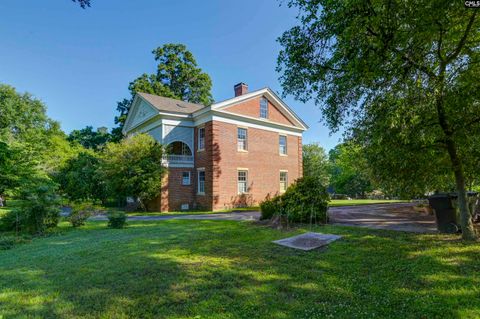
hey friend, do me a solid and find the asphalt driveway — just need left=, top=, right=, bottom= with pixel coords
left=92, top=203, right=437, bottom=233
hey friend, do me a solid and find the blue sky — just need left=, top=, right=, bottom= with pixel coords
left=0, top=0, right=343, bottom=150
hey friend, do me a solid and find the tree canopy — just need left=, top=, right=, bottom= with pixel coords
left=68, top=126, right=111, bottom=150
left=278, top=0, right=480, bottom=239
left=302, top=143, right=330, bottom=186
left=328, top=143, right=373, bottom=198
left=101, top=134, right=166, bottom=209
left=113, top=44, right=214, bottom=140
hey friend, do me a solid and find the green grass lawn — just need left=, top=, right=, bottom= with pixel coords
left=329, top=199, right=407, bottom=207
left=0, top=220, right=479, bottom=318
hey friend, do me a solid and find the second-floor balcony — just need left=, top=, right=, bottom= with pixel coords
left=162, top=141, right=194, bottom=167
left=162, top=154, right=194, bottom=166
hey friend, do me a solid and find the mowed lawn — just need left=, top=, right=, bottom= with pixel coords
left=1, top=220, right=479, bottom=319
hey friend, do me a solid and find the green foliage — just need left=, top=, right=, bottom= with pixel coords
left=68, top=126, right=112, bottom=150
left=17, top=183, right=61, bottom=234
left=107, top=211, right=127, bottom=229
left=101, top=134, right=166, bottom=209
left=113, top=44, right=214, bottom=138
left=328, top=143, right=373, bottom=198
left=69, top=201, right=103, bottom=228
left=277, top=1, right=480, bottom=238
left=0, top=209, right=20, bottom=232
left=302, top=143, right=330, bottom=186
left=259, top=195, right=282, bottom=220
left=0, top=235, right=30, bottom=250
left=0, top=84, right=72, bottom=197
left=56, top=151, right=107, bottom=203
left=260, top=176, right=329, bottom=224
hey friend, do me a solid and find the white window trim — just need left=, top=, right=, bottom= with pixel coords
left=197, top=168, right=205, bottom=195
left=197, top=126, right=205, bottom=152
left=237, top=169, right=249, bottom=195
left=182, top=171, right=191, bottom=185
left=260, top=97, right=268, bottom=119
left=237, top=127, right=248, bottom=152
left=279, top=134, right=288, bottom=156
left=280, top=170, right=288, bottom=193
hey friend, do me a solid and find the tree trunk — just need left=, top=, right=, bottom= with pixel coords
left=444, top=138, right=476, bottom=240
left=435, top=81, right=476, bottom=240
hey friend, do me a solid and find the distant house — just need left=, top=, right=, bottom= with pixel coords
left=122, top=83, right=308, bottom=211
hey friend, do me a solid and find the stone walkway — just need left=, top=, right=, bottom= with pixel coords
left=91, top=203, right=438, bottom=233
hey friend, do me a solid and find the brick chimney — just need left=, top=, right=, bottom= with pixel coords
left=234, top=82, right=248, bottom=97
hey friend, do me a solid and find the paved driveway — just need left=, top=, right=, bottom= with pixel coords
left=329, top=203, right=437, bottom=233
left=92, top=203, right=437, bottom=233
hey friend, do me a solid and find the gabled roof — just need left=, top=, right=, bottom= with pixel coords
left=137, top=92, right=206, bottom=115
left=205, top=87, right=309, bottom=130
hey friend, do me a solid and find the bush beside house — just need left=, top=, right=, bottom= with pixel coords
left=260, top=176, right=329, bottom=224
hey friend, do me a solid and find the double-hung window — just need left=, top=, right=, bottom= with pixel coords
left=238, top=170, right=248, bottom=194
left=197, top=169, right=205, bottom=194
left=237, top=128, right=247, bottom=151
left=182, top=171, right=191, bottom=185
left=279, top=135, right=287, bottom=155
left=260, top=98, right=268, bottom=119
left=198, top=127, right=205, bottom=151
left=280, top=171, right=288, bottom=193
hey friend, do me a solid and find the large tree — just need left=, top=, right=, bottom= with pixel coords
left=328, top=143, right=373, bottom=198
left=101, top=134, right=166, bottom=210
left=302, top=143, right=330, bottom=186
left=113, top=44, right=214, bottom=140
left=68, top=126, right=111, bottom=150
left=277, top=1, right=480, bottom=239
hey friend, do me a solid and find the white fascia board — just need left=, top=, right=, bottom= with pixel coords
left=194, top=111, right=303, bottom=137
left=122, top=95, right=142, bottom=135
left=128, top=115, right=162, bottom=134
left=160, top=117, right=195, bottom=127
left=204, top=88, right=308, bottom=130
left=265, top=88, right=309, bottom=130
left=210, top=88, right=269, bottom=110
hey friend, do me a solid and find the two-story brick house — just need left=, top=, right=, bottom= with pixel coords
left=122, top=83, right=308, bottom=211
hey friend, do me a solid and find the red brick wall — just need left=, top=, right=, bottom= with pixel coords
left=194, top=122, right=215, bottom=210
left=147, top=168, right=195, bottom=212
left=210, top=120, right=302, bottom=210
left=151, top=119, right=302, bottom=212
left=223, top=96, right=295, bottom=126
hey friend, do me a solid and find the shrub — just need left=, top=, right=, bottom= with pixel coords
left=0, top=235, right=30, bottom=250
left=260, top=195, right=282, bottom=220
left=107, top=211, right=127, bottom=229
left=69, top=201, right=103, bottom=228
left=0, top=209, right=22, bottom=232
left=19, top=184, right=61, bottom=234
left=260, top=176, right=329, bottom=224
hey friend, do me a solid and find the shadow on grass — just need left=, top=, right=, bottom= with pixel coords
left=0, top=220, right=479, bottom=318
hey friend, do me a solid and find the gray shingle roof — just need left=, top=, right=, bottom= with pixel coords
left=137, top=92, right=205, bottom=115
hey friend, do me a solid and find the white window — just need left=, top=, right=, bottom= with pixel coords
left=279, top=135, right=287, bottom=155
left=237, top=128, right=247, bottom=151
left=260, top=97, right=268, bottom=119
left=238, top=170, right=248, bottom=194
left=197, top=169, right=205, bottom=194
left=198, top=127, right=205, bottom=151
left=280, top=171, right=288, bottom=192
left=182, top=171, right=191, bottom=185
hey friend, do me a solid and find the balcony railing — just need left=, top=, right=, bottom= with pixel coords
left=162, top=154, right=194, bottom=167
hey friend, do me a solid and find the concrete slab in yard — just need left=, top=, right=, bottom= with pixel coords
left=273, top=232, right=342, bottom=251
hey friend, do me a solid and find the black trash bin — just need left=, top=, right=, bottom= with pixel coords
left=428, top=193, right=459, bottom=233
